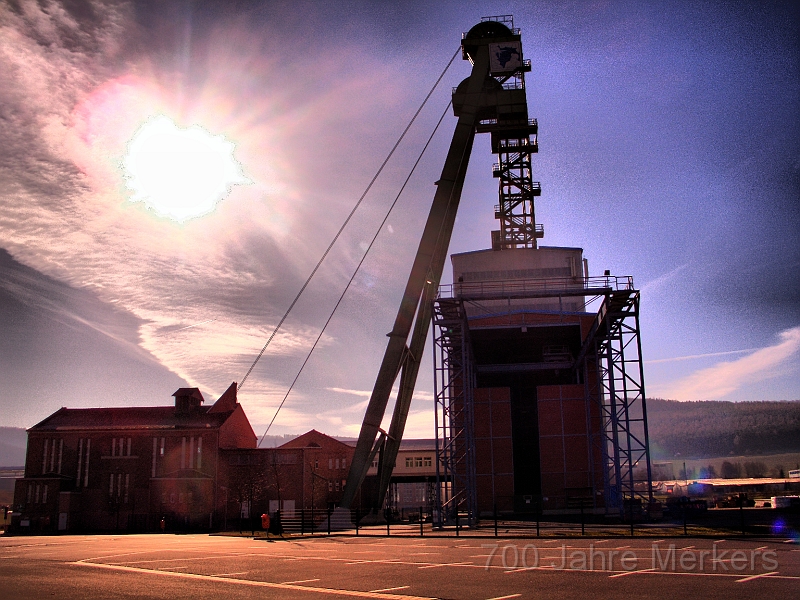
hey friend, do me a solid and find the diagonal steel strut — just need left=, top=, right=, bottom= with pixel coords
left=340, top=35, right=501, bottom=511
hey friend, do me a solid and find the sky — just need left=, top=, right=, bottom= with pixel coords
left=1, top=0, right=798, bottom=440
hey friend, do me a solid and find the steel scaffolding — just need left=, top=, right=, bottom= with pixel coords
left=584, top=290, right=654, bottom=516
left=432, top=298, right=476, bottom=526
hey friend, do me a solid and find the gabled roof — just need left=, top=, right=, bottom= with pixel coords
left=278, top=429, right=353, bottom=451
left=29, top=382, right=244, bottom=432
left=29, top=406, right=234, bottom=432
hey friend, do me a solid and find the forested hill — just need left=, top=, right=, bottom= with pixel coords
left=647, top=398, right=800, bottom=459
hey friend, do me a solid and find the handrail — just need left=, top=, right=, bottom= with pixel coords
left=438, top=275, right=635, bottom=300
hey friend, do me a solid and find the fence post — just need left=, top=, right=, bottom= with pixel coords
left=629, top=500, right=634, bottom=538
left=581, top=501, right=585, bottom=536
left=355, top=508, right=359, bottom=537
left=494, top=504, right=498, bottom=538
left=327, top=506, right=331, bottom=536
left=683, top=505, right=687, bottom=536
left=455, top=511, right=460, bottom=537
left=420, top=506, right=424, bottom=537
left=740, top=503, right=745, bottom=536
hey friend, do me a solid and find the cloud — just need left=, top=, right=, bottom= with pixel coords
left=640, top=263, right=689, bottom=295
left=658, top=326, right=800, bottom=400
left=0, top=1, right=445, bottom=431
left=645, top=348, right=760, bottom=364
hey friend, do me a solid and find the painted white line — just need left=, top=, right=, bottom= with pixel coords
left=69, top=561, right=436, bottom=599
left=486, top=594, right=522, bottom=600
left=609, top=568, right=655, bottom=578
left=369, top=587, right=410, bottom=593
left=157, top=566, right=188, bottom=571
left=209, top=572, right=249, bottom=577
left=418, top=561, right=472, bottom=569
left=281, top=578, right=321, bottom=584
left=736, top=571, right=778, bottom=583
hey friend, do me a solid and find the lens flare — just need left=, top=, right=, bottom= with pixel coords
left=123, top=115, right=249, bottom=222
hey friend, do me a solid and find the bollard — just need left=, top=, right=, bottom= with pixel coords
left=327, top=507, right=331, bottom=536
left=355, top=508, right=359, bottom=537
left=420, top=506, right=424, bottom=537
left=455, top=511, right=460, bottom=537
left=386, top=511, right=390, bottom=537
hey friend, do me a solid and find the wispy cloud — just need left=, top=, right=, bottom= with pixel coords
left=0, top=1, right=442, bottom=432
left=657, top=327, right=800, bottom=400
left=645, top=348, right=760, bottom=364
left=640, top=263, right=689, bottom=295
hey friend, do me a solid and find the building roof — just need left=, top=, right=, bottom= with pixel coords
left=340, top=438, right=436, bottom=451
left=29, top=384, right=241, bottom=432
left=29, top=406, right=234, bottom=432
left=278, top=429, right=353, bottom=451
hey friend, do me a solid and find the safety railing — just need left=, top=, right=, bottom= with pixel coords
left=438, top=275, right=634, bottom=301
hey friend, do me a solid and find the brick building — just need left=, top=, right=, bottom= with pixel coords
left=10, top=383, right=256, bottom=533
left=219, top=429, right=355, bottom=530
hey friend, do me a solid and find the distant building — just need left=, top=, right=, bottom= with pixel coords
left=362, top=439, right=436, bottom=516
left=10, top=383, right=256, bottom=533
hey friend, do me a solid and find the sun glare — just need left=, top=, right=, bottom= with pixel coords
left=123, top=115, right=248, bottom=222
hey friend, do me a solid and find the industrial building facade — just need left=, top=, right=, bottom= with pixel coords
left=10, top=386, right=361, bottom=533
left=10, top=385, right=436, bottom=533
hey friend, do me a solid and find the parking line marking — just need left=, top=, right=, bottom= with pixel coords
left=418, top=561, right=472, bottom=569
left=486, top=595, right=522, bottom=600
left=609, top=568, right=655, bottom=578
left=369, top=587, right=409, bottom=593
left=281, top=578, right=321, bottom=584
left=736, top=572, right=778, bottom=583
left=70, top=561, right=436, bottom=599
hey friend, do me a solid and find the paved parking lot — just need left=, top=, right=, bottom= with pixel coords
left=1, top=533, right=798, bottom=599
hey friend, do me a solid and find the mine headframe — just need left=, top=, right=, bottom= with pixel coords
left=340, top=17, right=539, bottom=513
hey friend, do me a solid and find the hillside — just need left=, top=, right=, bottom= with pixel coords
left=647, top=398, right=800, bottom=459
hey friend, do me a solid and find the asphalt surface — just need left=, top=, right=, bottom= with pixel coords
left=1, top=532, right=798, bottom=599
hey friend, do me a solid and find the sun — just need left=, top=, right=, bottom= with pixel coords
left=123, top=115, right=248, bottom=222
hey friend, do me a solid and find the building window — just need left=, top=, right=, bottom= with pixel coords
left=335, top=458, right=340, bottom=469
left=152, top=438, right=158, bottom=477
left=42, top=439, right=48, bottom=473
left=314, top=459, right=319, bottom=469
left=42, top=484, right=48, bottom=504
left=342, top=458, right=346, bottom=470
left=196, top=436, right=202, bottom=469
left=335, top=481, right=339, bottom=492
left=35, top=484, right=40, bottom=504
left=423, top=457, right=432, bottom=468
left=328, top=481, right=333, bottom=492
left=405, top=457, right=413, bottom=468
left=124, top=474, right=130, bottom=503
left=328, top=459, right=333, bottom=470
left=414, top=457, right=423, bottom=468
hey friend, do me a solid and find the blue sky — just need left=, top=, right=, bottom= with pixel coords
left=1, top=0, right=798, bottom=437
